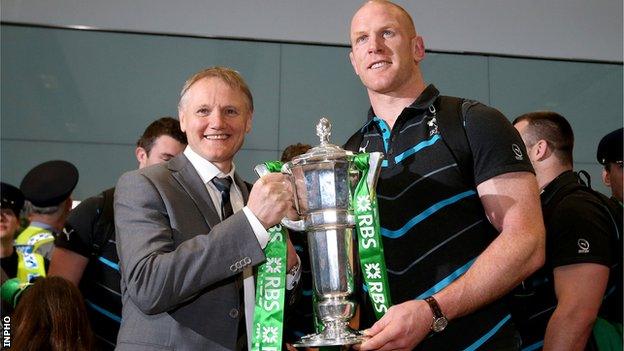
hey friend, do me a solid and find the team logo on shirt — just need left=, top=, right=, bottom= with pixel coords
left=359, top=139, right=370, bottom=153
left=62, top=226, right=74, bottom=241
left=512, top=144, right=524, bottom=160
left=577, top=238, right=590, bottom=253
left=427, top=117, right=439, bottom=137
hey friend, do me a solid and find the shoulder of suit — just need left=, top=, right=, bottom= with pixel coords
left=116, top=162, right=174, bottom=187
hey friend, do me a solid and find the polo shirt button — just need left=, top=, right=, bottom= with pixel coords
left=229, top=308, right=239, bottom=318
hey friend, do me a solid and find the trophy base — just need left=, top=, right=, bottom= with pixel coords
left=292, top=325, right=366, bottom=347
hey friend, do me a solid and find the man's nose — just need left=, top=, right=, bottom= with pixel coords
left=367, top=35, right=384, bottom=54
left=209, top=112, right=227, bottom=128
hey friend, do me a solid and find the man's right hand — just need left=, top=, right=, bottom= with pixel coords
left=247, top=173, right=295, bottom=229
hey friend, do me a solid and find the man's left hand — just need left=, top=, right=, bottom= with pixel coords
left=355, top=300, right=432, bottom=351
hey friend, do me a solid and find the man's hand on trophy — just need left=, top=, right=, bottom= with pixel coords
left=355, top=300, right=432, bottom=351
left=248, top=173, right=295, bottom=229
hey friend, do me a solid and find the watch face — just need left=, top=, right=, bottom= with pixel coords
left=432, top=317, right=448, bottom=332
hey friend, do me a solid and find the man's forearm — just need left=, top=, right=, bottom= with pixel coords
left=433, top=172, right=545, bottom=321
left=434, top=226, right=544, bottom=320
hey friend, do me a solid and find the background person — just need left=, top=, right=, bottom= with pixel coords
left=16, top=160, right=78, bottom=283
left=597, top=127, right=623, bottom=204
left=0, top=182, right=25, bottom=279
left=512, top=112, right=622, bottom=350
left=11, top=276, right=94, bottom=351
left=48, top=116, right=187, bottom=350
left=1, top=182, right=25, bottom=321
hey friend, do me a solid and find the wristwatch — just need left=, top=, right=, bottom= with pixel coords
left=424, top=296, right=448, bottom=332
left=287, top=258, right=301, bottom=276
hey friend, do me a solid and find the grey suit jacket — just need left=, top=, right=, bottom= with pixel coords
left=114, top=154, right=265, bottom=350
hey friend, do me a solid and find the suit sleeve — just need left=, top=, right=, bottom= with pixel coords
left=114, top=170, right=265, bottom=315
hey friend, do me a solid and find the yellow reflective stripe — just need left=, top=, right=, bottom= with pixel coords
left=14, top=226, right=53, bottom=283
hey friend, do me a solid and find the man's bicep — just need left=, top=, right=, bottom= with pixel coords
left=549, top=199, right=615, bottom=268
left=553, top=263, right=609, bottom=312
left=476, top=171, right=543, bottom=233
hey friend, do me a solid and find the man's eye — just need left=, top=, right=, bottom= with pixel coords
left=197, top=108, right=211, bottom=115
left=382, top=30, right=394, bottom=38
left=356, top=35, right=368, bottom=45
left=225, top=108, right=239, bottom=116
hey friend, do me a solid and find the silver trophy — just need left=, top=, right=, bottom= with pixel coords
left=257, top=118, right=383, bottom=347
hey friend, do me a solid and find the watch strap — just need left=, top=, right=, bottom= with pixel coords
left=424, top=295, right=448, bottom=332
left=424, top=296, right=444, bottom=318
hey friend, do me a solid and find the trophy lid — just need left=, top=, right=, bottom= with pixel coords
left=287, top=117, right=352, bottom=167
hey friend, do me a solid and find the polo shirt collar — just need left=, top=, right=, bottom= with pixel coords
left=363, top=84, right=440, bottom=131
left=541, top=170, right=578, bottom=205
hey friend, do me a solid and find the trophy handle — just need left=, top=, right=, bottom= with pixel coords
left=253, top=163, right=306, bottom=232
left=280, top=217, right=306, bottom=231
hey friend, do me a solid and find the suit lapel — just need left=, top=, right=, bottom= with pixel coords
left=169, top=154, right=221, bottom=229
left=233, top=173, right=251, bottom=203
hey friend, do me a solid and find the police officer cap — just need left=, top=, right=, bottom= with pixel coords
left=20, top=160, right=79, bottom=207
left=596, top=128, right=623, bottom=165
left=1, top=182, right=25, bottom=216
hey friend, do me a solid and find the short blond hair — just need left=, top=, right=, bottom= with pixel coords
left=178, top=66, right=254, bottom=112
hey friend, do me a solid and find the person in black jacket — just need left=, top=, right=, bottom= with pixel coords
left=513, top=111, right=621, bottom=350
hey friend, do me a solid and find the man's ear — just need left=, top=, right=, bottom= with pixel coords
left=245, top=112, right=253, bottom=134
left=64, top=197, right=73, bottom=212
left=136, top=147, right=147, bottom=167
left=533, top=140, right=550, bottom=161
left=602, top=168, right=612, bottom=188
left=178, top=112, right=187, bottom=133
left=349, top=51, right=359, bottom=76
left=412, top=35, right=426, bottom=63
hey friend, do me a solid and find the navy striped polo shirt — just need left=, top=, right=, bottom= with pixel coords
left=346, top=84, right=534, bottom=350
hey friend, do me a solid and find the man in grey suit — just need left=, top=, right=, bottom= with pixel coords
left=114, top=66, right=299, bottom=350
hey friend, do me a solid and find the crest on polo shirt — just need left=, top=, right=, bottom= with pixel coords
left=359, top=139, right=370, bottom=153
left=512, top=144, right=524, bottom=160
left=427, top=116, right=439, bottom=137
left=577, top=238, right=590, bottom=254
left=62, top=226, right=74, bottom=241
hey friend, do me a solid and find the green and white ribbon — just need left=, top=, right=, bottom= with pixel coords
left=353, top=153, right=392, bottom=319
left=251, top=161, right=288, bottom=351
